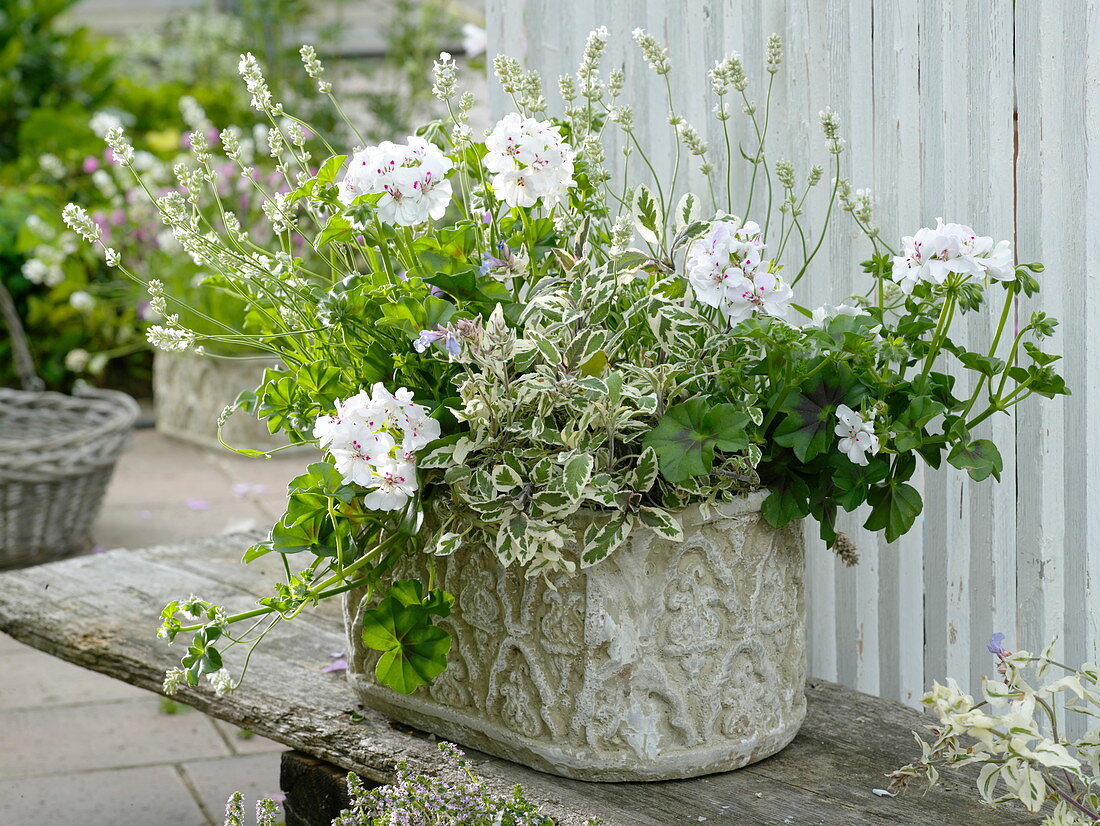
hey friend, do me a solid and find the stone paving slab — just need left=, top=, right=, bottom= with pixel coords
left=180, top=752, right=285, bottom=822
left=1, top=764, right=208, bottom=826
left=0, top=631, right=32, bottom=655
left=0, top=650, right=148, bottom=711
left=92, top=429, right=305, bottom=551
left=0, top=698, right=231, bottom=780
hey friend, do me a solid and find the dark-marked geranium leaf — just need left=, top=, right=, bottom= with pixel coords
left=643, top=398, right=751, bottom=483
left=947, top=439, right=1003, bottom=482
left=761, top=473, right=811, bottom=528
left=773, top=365, right=866, bottom=462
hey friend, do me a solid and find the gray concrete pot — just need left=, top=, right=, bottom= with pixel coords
left=153, top=350, right=286, bottom=452
left=344, top=491, right=807, bottom=782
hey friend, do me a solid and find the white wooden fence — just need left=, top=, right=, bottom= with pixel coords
left=487, top=0, right=1098, bottom=708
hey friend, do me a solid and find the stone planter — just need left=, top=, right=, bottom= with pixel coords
left=344, top=490, right=806, bottom=782
left=153, top=350, right=287, bottom=452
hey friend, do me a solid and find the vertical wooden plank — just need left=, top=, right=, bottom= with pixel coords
left=1083, top=0, right=1100, bottom=712
left=871, top=0, right=925, bottom=706
left=1013, top=0, right=1068, bottom=684
left=774, top=0, right=843, bottom=686
left=1014, top=2, right=1100, bottom=737
left=964, top=0, right=1017, bottom=696
left=822, top=0, right=879, bottom=696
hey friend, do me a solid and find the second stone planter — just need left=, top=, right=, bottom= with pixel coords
left=344, top=491, right=806, bottom=782
left=153, top=350, right=287, bottom=452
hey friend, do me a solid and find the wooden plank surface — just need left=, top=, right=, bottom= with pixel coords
left=0, top=535, right=1030, bottom=825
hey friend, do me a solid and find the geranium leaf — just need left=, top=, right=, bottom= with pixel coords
left=864, top=482, right=923, bottom=543
left=947, top=439, right=1003, bottom=482
left=643, top=399, right=750, bottom=483
left=773, top=366, right=866, bottom=462
left=360, top=594, right=452, bottom=695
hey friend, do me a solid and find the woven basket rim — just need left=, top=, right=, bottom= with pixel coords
left=0, top=385, right=140, bottom=453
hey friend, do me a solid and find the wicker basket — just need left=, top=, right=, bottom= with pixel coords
left=0, top=281, right=138, bottom=568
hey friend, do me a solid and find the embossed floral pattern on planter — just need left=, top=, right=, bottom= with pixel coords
left=344, top=492, right=806, bottom=782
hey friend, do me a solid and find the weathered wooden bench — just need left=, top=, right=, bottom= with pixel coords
left=0, top=535, right=1030, bottom=825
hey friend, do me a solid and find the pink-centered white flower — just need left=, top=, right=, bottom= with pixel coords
left=834, top=404, right=880, bottom=467
left=314, top=385, right=439, bottom=510
left=892, top=219, right=1015, bottom=294
left=484, top=114, right=575, bottom=209
left=362, top=459, right=419, bottom=511
left=339, top=136, right=453, bottom=226
left=685, top=220, right=792, bottom=322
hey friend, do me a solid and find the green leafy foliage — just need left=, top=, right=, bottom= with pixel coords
left=644, top=399, right=751, bottom=483
left=360, top=580, right=453, bottom=694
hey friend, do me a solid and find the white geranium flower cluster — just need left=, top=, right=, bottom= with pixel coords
left=834, top=404, right=880, bottom=466
left=483, top=113, right=576, bottom=209
left=314, top=385, right=441, bottom=511
left=892, top=218, right=1014, bottom=294
left=685, top=220, right=794, bottom=323
left=339, top=136, right=454, bottom=227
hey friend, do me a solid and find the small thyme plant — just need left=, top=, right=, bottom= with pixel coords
left=891, top=637, right=1100, bottom=824
left=62, top=29, right=1066, bottom=697
left=224, top=742, right=601, bottom=826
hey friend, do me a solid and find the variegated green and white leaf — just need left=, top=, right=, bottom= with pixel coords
left=562, top=452, right=595, bottom=501
left=491, top=462, right=524, bottom=492
left=673, top=192, right=699, bottom=233
left=629, top=447, right=661, bottom=492
left=976, top=763, right=1000, bottom=803
left=530, top=458, right=555, bottom=485
left=432, top=532, right=464, bottom=557
left=631, top=184, right=661, bottom=246
left=418, top=438, right=460, bottom=469
left=527, top=331, right=563, bottom=366
left=1015, top=763, right=1046, bottom=812
left=495, top=510, right=532, bottom=566
left=529, top=490, right=577, bottom=520
left=639, top=506, right=684, bottom=542
left=580, top=513, right=634, bottom=567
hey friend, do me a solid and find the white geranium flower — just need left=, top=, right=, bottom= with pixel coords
left=484, top=113, right=575, bottom=209
left=685, top=221, right=792, bottom=324
left=314, top=385, right=438, bottom=509
left=330, top=426, right=397, bottom=486
left=893, top=219, right=1015, bottom=293
left=401, top=411, right=442, bottom=450
left=983, top=239, right=1015, bottom=281
left=834, top=404, right=880, bottom=466
left=339, top=137, right=453, bottom=227
left=362, top=459, right=419, bottom=511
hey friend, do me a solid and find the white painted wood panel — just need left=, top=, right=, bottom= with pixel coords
left=487, top=0, right=1089, bottom=706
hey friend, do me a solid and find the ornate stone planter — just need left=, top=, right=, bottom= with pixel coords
left=153, top=350, right=287, bottom=451
left=344, top=490, right=807, bottom=782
